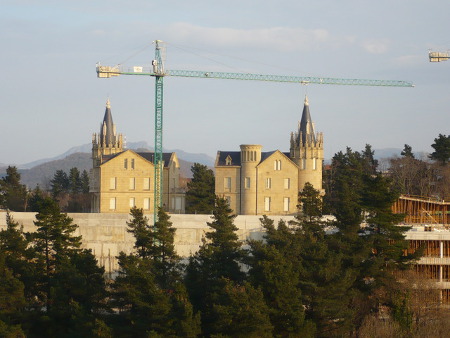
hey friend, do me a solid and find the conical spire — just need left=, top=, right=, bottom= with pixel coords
left=100, top=98, right=116, bottom=146
left=298, top=95, right=316, bottom=144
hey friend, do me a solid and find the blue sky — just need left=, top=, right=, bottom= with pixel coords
left=1, top=0, right=449, bottom=165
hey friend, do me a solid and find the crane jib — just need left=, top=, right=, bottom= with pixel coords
left=100, top=68, right=413, bottom=87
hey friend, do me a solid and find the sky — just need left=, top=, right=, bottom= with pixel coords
left=1, top=0, right=449, bottom=166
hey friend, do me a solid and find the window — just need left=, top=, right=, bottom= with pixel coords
left=143, top=177, right=151, bottom=190
left=175, top=197, right=182, bottom=211
left=109, top=177, right=117, bottom=190
left=131, top=159, right=135, bottom=169
left=109, top=198, right=116, bottom=210
left=129, top=178, right=135, bottom=190
left=284, top=197, right=290, bottom=212
left=224, top=177, right=231, bottom=190
left=284, top=178, right=290, bottom=189
left=266, top=177, right=272, bottom=189
left=245, top=177, right=251, bottom=189
left=313, top=158, right=317, bottom=170
left=129, top=197, right=135, bottom=208
left=274, top=160, right=281, bottom=170
left=225, top=155, right=232, bottom=165
left=144, top=198, right=150, bottom=210
left=301, top=159, right=306, bottom=170
left=124, top=159, right=128, bottom=169
left=264, top=197, right=271, bottom=211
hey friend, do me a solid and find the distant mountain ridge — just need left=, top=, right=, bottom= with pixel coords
left=19, top=141, right=215, bottom=169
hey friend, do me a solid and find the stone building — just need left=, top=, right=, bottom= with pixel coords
left=90, top=99, right=185, bottom=213
left=215, top=96, right=324, bottom=215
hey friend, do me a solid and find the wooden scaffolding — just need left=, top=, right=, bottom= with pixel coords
left=392, top=195, right=450, bottom=225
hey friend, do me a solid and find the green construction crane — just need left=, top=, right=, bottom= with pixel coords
left=96, top=40, right=414, bottom=222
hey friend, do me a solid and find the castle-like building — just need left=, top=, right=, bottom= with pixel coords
left=215, top=96, right=324, bottom=215
left=90, top=99, right=185, bottom=213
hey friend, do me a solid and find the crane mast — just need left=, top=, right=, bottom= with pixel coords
left=152, top=40, right=165, bottom=217
left=96, top=40, right=414, bottom=222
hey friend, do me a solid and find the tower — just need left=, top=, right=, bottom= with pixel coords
left=92, top=99, right=124, bottom=167
left=240, top=144, right=262, bottom=215
left=290, top=96, right=324, bottom=192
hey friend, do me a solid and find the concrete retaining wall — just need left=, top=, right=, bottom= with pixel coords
left=0, top=212, right=295, bottom=274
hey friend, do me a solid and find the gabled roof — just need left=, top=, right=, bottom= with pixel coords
left=101, top=149, right=174, bottom=168
left=215, top=150, right=293, bottom=167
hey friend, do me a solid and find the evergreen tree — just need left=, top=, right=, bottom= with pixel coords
left=152, top=207, right=180, bottom=288
left=113, top=207, right=200, bottom=337
left=0, top=213, right=39, bottom=307
left=27, top=185, right=47, bottom=212
left=126, top=207, right=154, bottom=259
left=208, top=279, right=273, bottom=338
left=112, top=254, right=173, bottom=337
left=362, top=144, right=379, bottom=175
left=81, top=170, right=90, bottom=194
left=68, top=167, right=82, bottom=194
left=186, top=197, right=249, bottom=336
left=0, top=166, right=27, bottom=211
left=50, top=170, right=69, bottom=198
left=248, top=216, right=312, bottom=336
left=0, top=253, right=26, bottom=337
left=429, top=133, right=450, bottom=165
left=30, top=198, right=109, bottom=336
left=185, top=163, right=215, bottom=214
left=326, top=147, right=417, bottom=332
left=401, top=144, right=415, bottom=158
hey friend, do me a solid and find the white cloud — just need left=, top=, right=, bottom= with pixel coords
left=361, top=39, right=390, bottom=54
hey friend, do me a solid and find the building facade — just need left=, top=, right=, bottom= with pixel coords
left=215, top=96, right=324, bottom=215
left=90, top=99, right=185, bottom=213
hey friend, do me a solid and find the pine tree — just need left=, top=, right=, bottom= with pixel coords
left=113, top=207, right=200, bottom=337
left=0, top=253, right=26, bottom=337
left=429, top=133, right=450, bottom=165
left=30, top=198, right=109, bottom=336
left=68, top=167, right=82, bottom=195
left=126, top=207, right=154, bottom=259
left=153, top=207, right=180, bottom=288
left=362, top=144, right=379, bottom=175
left=81, top=170, right=90, bottom=194
left=27, top=185, right=47, bottom=212
left=185, top=163, right=215, bottom=214
left=401, top=144, right=415, bottom=158
left=186, top=197, right=248, bottom=336
left=0, top=166, right=27, bottom=211
left=0, top=213, right=39, bottom=307
left=50, top=170, right=69, bottom=199
left=248, top=216, right=311, bottom=336
left=326, top=147, right=417, bottom=332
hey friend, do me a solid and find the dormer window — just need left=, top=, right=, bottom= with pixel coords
left=225, top=155, right=232, bottom=165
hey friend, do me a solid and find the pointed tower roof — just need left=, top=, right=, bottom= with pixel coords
left=100, top=98, right=116, bottom=146
left=298, top=95, right=316, bottom=144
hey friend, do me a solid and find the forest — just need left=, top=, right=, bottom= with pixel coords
left=0, top=135, right=449, bottom=337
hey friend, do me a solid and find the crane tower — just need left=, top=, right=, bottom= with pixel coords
left=96, top=40, right=414, bottom=222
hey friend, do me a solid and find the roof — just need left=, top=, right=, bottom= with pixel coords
left=101, top=150, right=174, bottom=167
left=100, top=99, right=117, bottom=146
left=297, top=96, right=316, bottom=144
left=216, top=150, right=292, bottom=166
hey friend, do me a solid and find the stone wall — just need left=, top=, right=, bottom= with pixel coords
left=0, top=212, right=295, bottom=275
